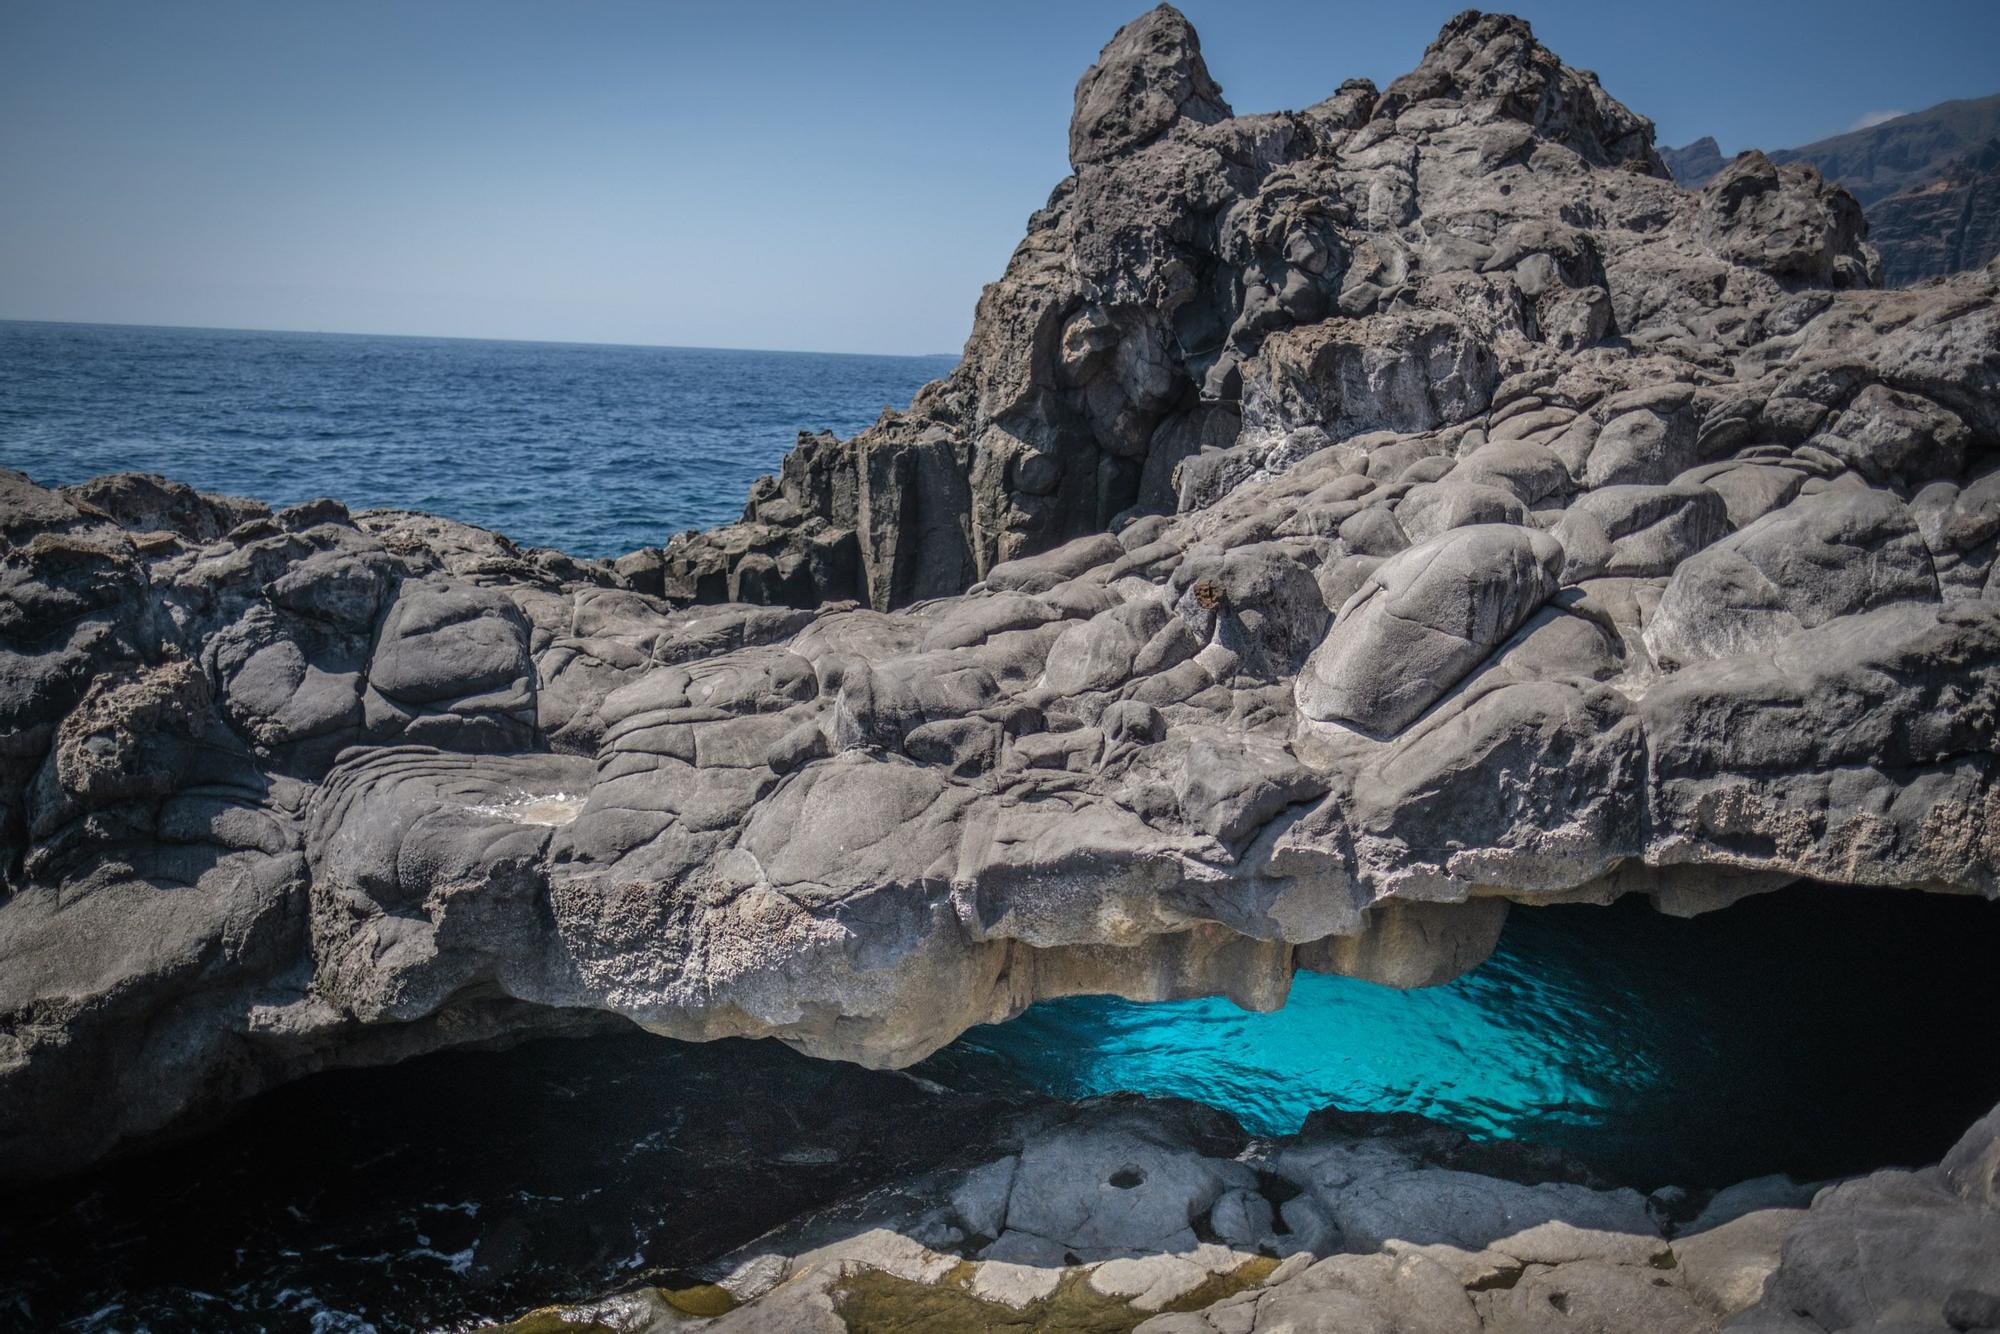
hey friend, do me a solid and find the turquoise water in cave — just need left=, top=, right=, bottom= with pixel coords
left=7, top=883, right=1999, bottom=1330
left=933, top=928, right=1651, bottom=1141
left=917, top=884, right=2000, bottom=1188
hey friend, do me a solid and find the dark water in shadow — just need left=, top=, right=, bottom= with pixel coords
left=0, top=1037, right=1015, bottom=1332
left=4, top=883, right=1997, bottom=1331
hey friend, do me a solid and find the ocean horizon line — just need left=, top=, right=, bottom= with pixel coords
left=0, top=315, right=962, bottom=364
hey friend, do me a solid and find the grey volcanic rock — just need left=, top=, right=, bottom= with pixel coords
left=2, top=6, right=1998, bottom=1214
left=1693, top=151, right=1871, bottom=288
left=495, top=1094, right=2000, bottom=1334
left=657, top=2, right=1673, bottom=613
left=1728, top=1103, right=2000, bottom=1332
left=1295, top=524, right=1564, bottom=733
left=1069, top=2, right=1230, bottom=167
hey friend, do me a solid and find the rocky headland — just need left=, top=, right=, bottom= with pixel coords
left=3, top=7, right=1998, bottom=1330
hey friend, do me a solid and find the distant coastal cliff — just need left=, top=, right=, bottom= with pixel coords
left=1663, top=92, right=2000, bottom=285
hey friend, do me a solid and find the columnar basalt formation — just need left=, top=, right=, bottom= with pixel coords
left=2, top=5, right=1998, bottom=1219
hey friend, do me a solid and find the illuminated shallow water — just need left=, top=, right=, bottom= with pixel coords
left=4, top=884, right=1998, bottom=1331
left=921, top=884, right=2000, bottom=1187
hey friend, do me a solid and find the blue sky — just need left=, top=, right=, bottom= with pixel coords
left=4, top=0, right=1996, bottom=355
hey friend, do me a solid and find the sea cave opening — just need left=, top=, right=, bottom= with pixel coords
left=4, top=881, right=1997, bottom=1330
left=923, top=881, right=2000, bottom=1190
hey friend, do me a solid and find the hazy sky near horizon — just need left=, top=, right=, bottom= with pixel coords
left=5, top=1, right=1997, bottom=356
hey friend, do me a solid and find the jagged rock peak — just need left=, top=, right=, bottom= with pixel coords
left=1378, top=8, right=1664, bottom=172
left=1696, top=148, right=1873, bottom=286
left=1069, top=3, right=1231, bottom=168
left=1661, top=134, right=1726, bottom=186
left=650, top=5, right=1894, bottom=616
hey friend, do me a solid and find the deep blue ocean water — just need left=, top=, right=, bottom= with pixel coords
left=0, top=320, right=955, bottom=558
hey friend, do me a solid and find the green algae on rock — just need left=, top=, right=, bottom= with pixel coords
left=833, top=1256, right=1282, bottom=1334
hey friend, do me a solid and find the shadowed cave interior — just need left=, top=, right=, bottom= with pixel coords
left=3, top=882, right=1997, bottom=1332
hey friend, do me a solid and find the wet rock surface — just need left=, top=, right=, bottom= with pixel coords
left=495, top=1093, right=2000, bottom=1334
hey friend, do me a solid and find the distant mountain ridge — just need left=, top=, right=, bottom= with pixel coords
left=1664, top=93, right=2000, bottom=285
left=1766, top=93, right=2000, bottom=205
left=1657, top=135, right=1724, bottom=187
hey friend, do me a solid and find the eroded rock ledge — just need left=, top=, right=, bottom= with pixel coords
left=2, top=6, right=1998, bottom=1182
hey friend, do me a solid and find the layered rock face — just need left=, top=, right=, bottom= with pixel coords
left=1762, top=93, right=2000, bottom=205
left=3, top=5, right=1999, bottom=1192
left=503, top=1093, right=2000, bottom=1334
left=1866, top=137, right=2000, bottom=286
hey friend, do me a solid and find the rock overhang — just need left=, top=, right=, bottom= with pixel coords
left=1, top=5, right=1997, bottom=1186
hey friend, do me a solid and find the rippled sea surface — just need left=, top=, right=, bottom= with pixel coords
left=5, top=886, right=1999, bottom=1332
left=0, top=320, right=955, bottom=557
